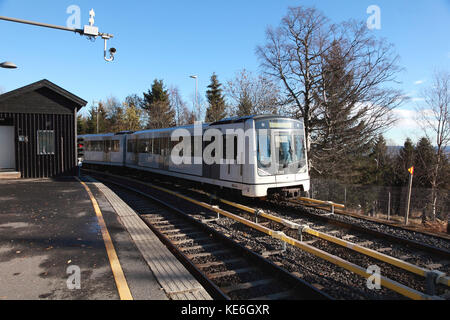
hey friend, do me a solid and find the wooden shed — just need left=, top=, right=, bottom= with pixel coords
left=0, top=79, right=87, bottom=178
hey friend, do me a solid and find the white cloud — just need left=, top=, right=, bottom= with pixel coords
left=414, top=80, right=425, bottom=85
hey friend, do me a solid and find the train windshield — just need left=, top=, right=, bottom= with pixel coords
left=256, top=119, right=307, bottom=176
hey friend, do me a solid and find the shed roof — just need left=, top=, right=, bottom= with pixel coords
left=0, top=79, right=87, bottom=112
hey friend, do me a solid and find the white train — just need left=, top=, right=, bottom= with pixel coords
left=79, top=115, right=310, bottom=198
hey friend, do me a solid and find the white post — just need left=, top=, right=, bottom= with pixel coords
left=388, top=192, right=391, bottom=221
left=405, top=173, right=413, bottom=225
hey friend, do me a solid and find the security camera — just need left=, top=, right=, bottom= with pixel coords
left=109, top=47, right=117, bottom=55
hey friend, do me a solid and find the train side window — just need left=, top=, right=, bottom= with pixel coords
left=105, top=140, right=111, bottom=152
left=154, top=138, right=160, bottom=155
left=234, top=136, right=238, bottom=160
left=113, top=140, right=120, bottom=152
left=148, top=139, right=153, bottom=154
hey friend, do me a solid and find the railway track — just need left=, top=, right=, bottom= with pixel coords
left=293, top=197, right=450, bottom=240
left=92, top=175, right=329, bottom=300
left=286, top=198, right=450, bottom=258
left=85, top=169, right=449, bottom=300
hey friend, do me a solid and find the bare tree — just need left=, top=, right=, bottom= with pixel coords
left=169, top=86, right=188, bottom=126
left=256, top=6, right=404, bottom=172
left=256, top=7, right=334, bottom=156
left=416, top=70, right=450, bottom=220
left=226, top=69, right=281, bottom=117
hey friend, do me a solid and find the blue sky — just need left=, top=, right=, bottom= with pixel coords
left=1, top=0, right=449, bottom=145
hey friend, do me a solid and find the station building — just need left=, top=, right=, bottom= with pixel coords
left=0, top=79, right=87, bottom=178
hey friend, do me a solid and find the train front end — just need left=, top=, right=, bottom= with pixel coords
left=251, top=117, right=310, bottom=199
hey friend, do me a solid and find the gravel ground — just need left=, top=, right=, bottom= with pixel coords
left=86, top=169, right=450, bottom=300
left=92, top=173, right=422, bottom=300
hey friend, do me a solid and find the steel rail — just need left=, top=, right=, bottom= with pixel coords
left=292, top=198, right=450, bottom=241
left=289, top=199, right=450, bottom=258
left=85, top=170, right=441, bottom=300
left=200, top=192, right=450, bottom=288
left=92, top=174, right=329, bottom=300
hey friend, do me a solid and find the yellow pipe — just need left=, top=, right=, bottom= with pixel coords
left=83, top=170, right=441, bottom=300
left=298, top=197, right=345, bottom=209
left=213, top=193, right=450, bottom=288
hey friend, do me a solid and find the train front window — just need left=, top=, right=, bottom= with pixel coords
left=256, top=118, right=307, bottom=176
left=276, top=133, right=293, bottom=168
left=274, top=131, right=307, bottom=174
left=257, top=132, right=271, bottom=169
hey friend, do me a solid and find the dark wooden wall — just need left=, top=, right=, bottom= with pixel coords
left=0, top=112, right=76, bottom=178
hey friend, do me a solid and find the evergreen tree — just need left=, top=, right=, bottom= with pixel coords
left=205, top=73, right=227, bottom=122
left=393, top=138, right=415, bottom=186
left=236, top=92, right=253, bottom=117
left=311, top=41, right=374, bottom=183
left=77, top=114, right=87, bottom=135
left=367, top=135, right=394, bottom=185
left=414, top=137, right=435, bottom=188
left=86, top=102, right=108, bottom=134
left=142, top=79, right=176, bottom=129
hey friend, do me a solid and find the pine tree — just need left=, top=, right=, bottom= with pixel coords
left=393, top=138, right=415, bottom=186
left=142, top=79, right=176, bottom=129
left=414, top=137, right=435, bottom=188
left=205, top=73, right=227, bottom=122
left=368, top=135, right=393, bottom=185
left=86, top=103, right=108, bottom=134
left=311, top=41, right=374, bottom=182
left=77, top=114, right=87, bottom=135
left=236, top=92, right=253, bottom=117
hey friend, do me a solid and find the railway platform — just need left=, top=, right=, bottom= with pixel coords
left=0, top=176, right=209, bottom=300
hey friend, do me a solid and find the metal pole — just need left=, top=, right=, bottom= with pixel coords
left=344, top=187, right=347, bottom=207
left=195, top=77, right=198, bottom=120
left=388, top=192, right=391, bottom=221
left=0, top=15, right=83, bottom=34
left=0, top=15, right=113, bottom=39
left=405, top=174, right=413, bottom=225
left=96, top=103, right=99, bottom=134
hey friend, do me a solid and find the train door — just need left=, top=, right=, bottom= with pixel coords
left=103, top=138, right=111, bottom=162
left=162, top=135, right=170, bottom=170
left=221, top=133, right=243, bottom=183
left=128, top=138, right=138, bottom=165
left=202, top=130, right=221, bottom=180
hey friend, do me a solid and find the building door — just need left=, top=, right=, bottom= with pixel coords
left=0, top=126, right=15, bottom=169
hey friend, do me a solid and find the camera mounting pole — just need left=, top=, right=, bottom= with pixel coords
left=0, top=9, right=116, bottom=62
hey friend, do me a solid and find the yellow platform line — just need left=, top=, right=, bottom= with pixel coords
left=77, top=177, right=133, bottom=300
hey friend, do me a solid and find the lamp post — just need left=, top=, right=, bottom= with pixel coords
left=190, top=75, right=198, bottom=120
left=0, top=61, right=17, bottom=69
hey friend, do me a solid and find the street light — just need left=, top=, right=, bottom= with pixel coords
left=190, top=75, right=198, bottom=120
left=0, top=61, right=17, bottom=69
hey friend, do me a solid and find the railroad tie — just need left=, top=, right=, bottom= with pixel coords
left=221, top=279, right=274, bottom=294
left=207, top=267, right=257, bottom=280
